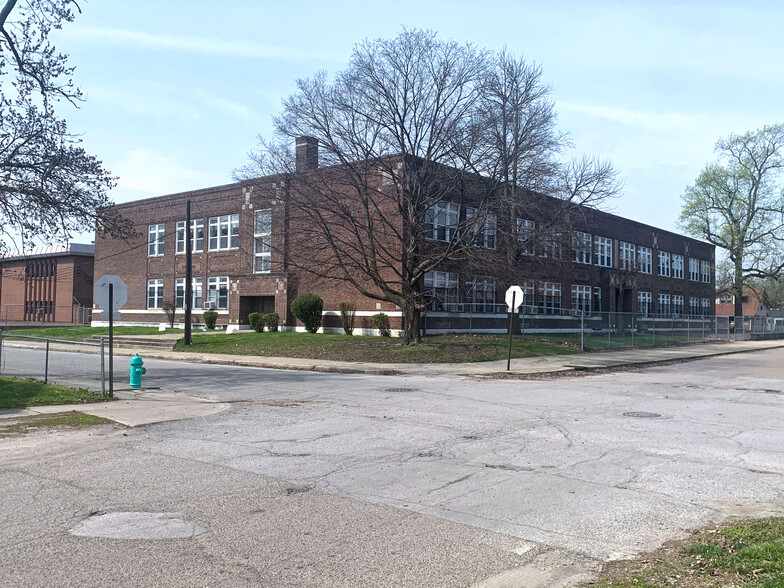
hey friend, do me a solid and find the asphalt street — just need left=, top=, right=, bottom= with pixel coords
left=1, top=347, right=783, bottom=587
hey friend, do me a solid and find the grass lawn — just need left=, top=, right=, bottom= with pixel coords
left=0, top=375, right=106, bottom=409
left=0, top=411, right=115, bottom=438
left=523, top=332, right=704, bottom=351
left=172, top=331, right=580, bottom=363
left=0, top=326, right=165, bottom=341
left=594, top=517, right=784, bottom=587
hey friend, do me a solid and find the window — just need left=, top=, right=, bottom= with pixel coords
left=689, top=297, right=700, bottom=316
left=425, top=202, right=459, bottom=242
left=206, top=276, right=229, bottom=309
left=208, top=215, right=239, bottom=251
left=147, top=278, right=164, bottom=309
left=573, top=232, right=591, bottom=264
left=571, top=284, right=591, bottom=314
left=517, top=218, right=535, bottom=256
left=594, top=236, right=613, bottom=267
left=466, top=277, right=496, bottom=312
left=639, top=291, right=652, bottom=316
left=539, top=282, right=561, bottom=314
left=658, top=251, right=671, bottom=277
left=658, top=293, right=671, bottom=317
left=673, top=295, right=684, bottom=315
left=672, top=254, right=684, bottom=279
left=717, top=292, right=733, bottom=304
left=689, top=258, right=700, bottom=281
left=148, top=224, right=165, bottom=256
left=176, top=219, right=204, bottom=254
left=254, top=209, right=272, bottom=272
left=637, top=247, right=652, bottom=274
left=619, top=242, right=636, bottom=270
left=701, top=260, right=711, bottom=283
left=701, top=298, right=710, bottom=316
left=593, top=287, right=602, bottom=314
left=538, top=230, right=562, bottom=259
left=175, top=278, right=203, bottom=310
left=520, top=282, right=535, bottom=313
left=424, top=271, right=459, bottom=310
left=466, top=208, right=496, bottom=249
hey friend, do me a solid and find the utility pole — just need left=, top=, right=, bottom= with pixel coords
left=185, top=200, right=193, bottom=346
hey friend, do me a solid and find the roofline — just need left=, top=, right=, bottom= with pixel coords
left=1, top=243, right=94, bottom=262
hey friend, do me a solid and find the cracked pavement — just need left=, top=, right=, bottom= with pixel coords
left=1, top=348, right=783, bottom=586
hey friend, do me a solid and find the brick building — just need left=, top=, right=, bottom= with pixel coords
left=0, top=243, right=94, bottom=324
left=715, top=288, right=766, bottom=317
left=93, top=139, right=715, bottom=333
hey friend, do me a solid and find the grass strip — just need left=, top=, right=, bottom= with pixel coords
left=0, top=376, right=105, bottom=409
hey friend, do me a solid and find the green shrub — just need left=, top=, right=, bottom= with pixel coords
left=262, top=312, right=279, bottom=332
left=339, top=302, right=356, bottom=335
left=372, top=312, right=391, bottom=337
left=203, top=310, right=219, bottom=330
left=290, top=293, right=323, bottom=333
left=248, top=312, right=264, bottom=333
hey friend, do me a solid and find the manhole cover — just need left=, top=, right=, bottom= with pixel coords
left=69, top=512, right=205, bottom=540
left=623, top=412, right=662, bottom=418
left=384, top=388, right=417, bottom=393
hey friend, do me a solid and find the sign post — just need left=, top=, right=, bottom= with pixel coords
left=505, top=285, right=524, bottom=371
left=94, top=275, right=128, bottom=398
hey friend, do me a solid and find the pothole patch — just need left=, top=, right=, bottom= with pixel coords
left=384, top=387, right=417, bottom=393
left=69, top=512, right=205, bottom=540
left=623, top=412, right=662, bottom=418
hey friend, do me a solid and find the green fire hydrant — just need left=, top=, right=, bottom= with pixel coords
left=129, top=354, right=147, bottom=389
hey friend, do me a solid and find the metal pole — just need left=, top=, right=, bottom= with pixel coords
left=580, top=309, right=584, bottom=352
left=100, top=337, right=106, bottom=398
left=0, top=333, right=3, bottom=374
left=44, top=340, right=50, bottom=384
left=506, top=292, right=516, bottom=371
left=185, top=199, right=193, bottom=346
left=109, top=282, right=114, bottom=398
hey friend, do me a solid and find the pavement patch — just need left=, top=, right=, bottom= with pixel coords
left=69, top=511, right=206, bottom=540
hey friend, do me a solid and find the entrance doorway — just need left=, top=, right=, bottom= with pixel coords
left=239, top=296, right=275, bottom=324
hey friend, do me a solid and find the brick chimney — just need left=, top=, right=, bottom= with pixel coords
left=295, top=136, right=318, bottom=172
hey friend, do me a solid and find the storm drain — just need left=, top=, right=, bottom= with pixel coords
left=384, top=388, right=417, bottom=393
left=623, top=411, right=662, bottom=418
left=69, top=512, right=205, bottom=540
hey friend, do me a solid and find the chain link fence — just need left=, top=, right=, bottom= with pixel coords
left=421, top=305, right=782, bottom=350
left=0, top=304, right=93, bottom=327
left=0, top=333, right=106, bottom=394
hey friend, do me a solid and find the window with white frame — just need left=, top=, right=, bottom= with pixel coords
left=594, top=236, right=613, bottom=267
left=539, top=282, right=561, bottom=314
left=520, top=282, right=535, bottom=312
left=619, top=242, right=636, bottom=270
left=689, top=297, right=700, bottom=315
left=717, top=292, right=733, bottom=304
left=176, top=219, right=204, bottom=254
left=208, top=215, right=239, bottom=251
left=466, top=277, right=496, bottom=312
left=672, top=295, right=684, bottom=315
left=254, top=209, right=272, bottom=272
left=517, top=218, right=535, bottom=256
left=672, top=254, right=684, bottom=279
left=573, top=232, right=591, bottom=264
left=423, top=270, right=459, bottom=310
left=571, top=284, right=591, bottom=314
left=425, top=202, right=459, bottom=242
left=175, top=278, right=203, bottom=310
left=639, top=291, right=652, bottom=315
left=539, top=230, right=562, bottom=259
left=658, top=251, right=671, bottom=277
left=148, top=224, right=165, bottom=256
left=701, top=298, right=710, bottom=316
left=466, top=208, right=496, bottom=249
left=206, top=276, right=229, bottom=309
left=701, top=260, right=711, bottom=283
left=637, top=246, right=652, bottom=274
left=658, top=293, right=671, bottom=317
left=689, top=258, right=700, bottom=281
left=147, top=278, right=164, bottom=309
left=593, top=287, right=602, bottom=314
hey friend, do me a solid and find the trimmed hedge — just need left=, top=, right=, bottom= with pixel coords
left=372, top=313, right=391, bottom=337
left=203, top=310, right=218, bottom=330
left=262, top=312, right=279, bottom=332
left=291, top=293, right=323, bottom=334
left=248, top=312, right=264, bottom=333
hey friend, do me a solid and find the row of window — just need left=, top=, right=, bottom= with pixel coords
left=147, top=276, right=229, bottom=310
left=148, top=214, right=245, bottom=257
left=423, top=271, right=713, bottom=316
left=24, top=301, right=54, bottom=316
left=24, top=262, right=56, bottom=278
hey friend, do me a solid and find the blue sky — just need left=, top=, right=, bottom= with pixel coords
left=54, top=0, right=783, bottom=242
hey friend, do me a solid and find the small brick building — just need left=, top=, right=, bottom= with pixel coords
left=0, top=243, right=94, bottom=325
left=93, top=139, right=715, bottom=333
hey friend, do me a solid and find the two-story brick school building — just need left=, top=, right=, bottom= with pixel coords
left=93, top=138, right=715, bottom=334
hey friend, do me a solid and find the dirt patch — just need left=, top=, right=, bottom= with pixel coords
left=0, top=411, right=116, bottom=438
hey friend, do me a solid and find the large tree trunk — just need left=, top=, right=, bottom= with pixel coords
left=734, top=261, right=744, bottom=317
left=403, top=305, right=422, bottom=345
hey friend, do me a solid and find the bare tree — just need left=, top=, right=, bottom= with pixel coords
left=680, top=123, right=784, bottom=316
left=0, top=0, right=117, bottom=249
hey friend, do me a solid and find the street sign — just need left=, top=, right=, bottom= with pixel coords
left=94, top=275, right=128, bottom=319
left=505, top=285, right=524, bottom=311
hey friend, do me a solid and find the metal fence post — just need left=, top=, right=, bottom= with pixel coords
left=631, top=314, right=635, bottom=348
left=0, top=333, right=3, bottom=373
left=44, top=339, right=50, bottom=384
left=580, top=309, right=584, bottom=352
left=100, top=337, right=106, bottom=398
